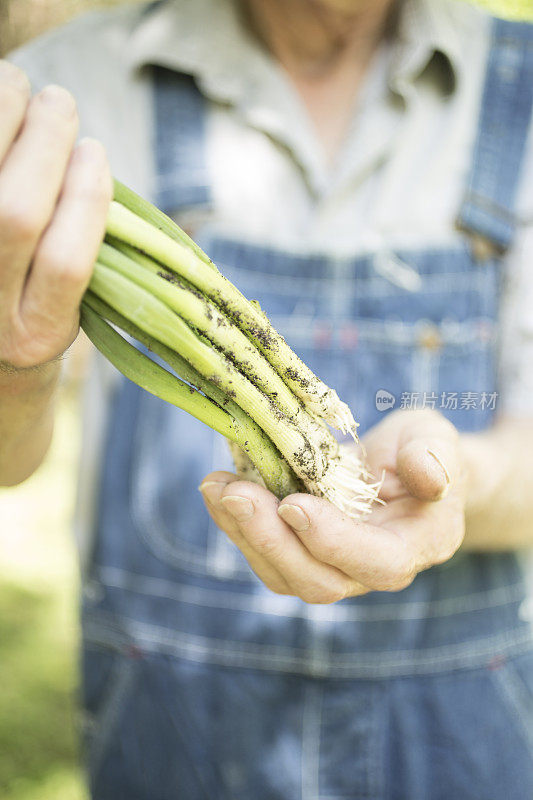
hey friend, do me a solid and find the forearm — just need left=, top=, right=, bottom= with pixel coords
left=0, top=65, right=111, bottom=489
left=461, top=417, right=533, bottom=550
left=0, top=361, right=60, bottom=486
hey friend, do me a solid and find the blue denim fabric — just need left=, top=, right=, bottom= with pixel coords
left=457, top=21, right=533, bottom=250
left=82, top=18, right=533, bottom=800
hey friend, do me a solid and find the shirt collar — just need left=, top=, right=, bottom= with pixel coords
left=127, top=0, right=277, bottom=108
left=125, top=0, right=480, bottom=195
left=127, top=0, right=472, bottom=102
left=127, top=0, right=331, bottom=192
left=390, top=0, right=485, bottom=97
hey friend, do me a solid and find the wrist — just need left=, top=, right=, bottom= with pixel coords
left=0, top=359, right=60, bottom=486
left=0, top=358, right=61, bottom=398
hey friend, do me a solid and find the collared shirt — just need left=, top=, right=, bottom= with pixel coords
left=8, top=0, right=533, bottom=563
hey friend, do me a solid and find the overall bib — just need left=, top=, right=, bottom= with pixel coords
left=81, top=18, right=533, bottom=800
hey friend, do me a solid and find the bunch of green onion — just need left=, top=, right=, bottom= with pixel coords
left=81, top=181, right=380, bottom=517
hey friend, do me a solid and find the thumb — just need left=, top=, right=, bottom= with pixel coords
left=396, top=411, right=459, bottom=501
left=396, top=422, right=458, bottom=502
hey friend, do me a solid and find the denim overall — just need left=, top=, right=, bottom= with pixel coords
left=82, top=19, right=533, bottom=800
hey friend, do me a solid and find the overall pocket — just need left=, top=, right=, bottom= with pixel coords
left=130, top=389, right=255, bottom=580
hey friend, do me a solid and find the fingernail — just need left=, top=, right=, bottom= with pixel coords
left=77, top=137, right=105, bottom=163
left=39, top=84, right=76, bottom=117
left=198, top=480, right=227, bottom=505
left=220, top=495, right=254, bottom=522
left=426, top=449, right=451, bottom=495
left=0, top=60, right=30, bottom=91
left=278, top=504, right=310, bottom=532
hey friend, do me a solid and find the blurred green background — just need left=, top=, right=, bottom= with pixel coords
left=0, top=374, right=86, bottom=800
left=0, top=5, right=137, bottom=800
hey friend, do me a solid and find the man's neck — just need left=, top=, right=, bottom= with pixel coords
left=241, top=0, right=397, bottom=163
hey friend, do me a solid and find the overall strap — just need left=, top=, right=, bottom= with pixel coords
left=457, top=18, right=533, bottom=253
left=152, top=65, right=211, bottom=214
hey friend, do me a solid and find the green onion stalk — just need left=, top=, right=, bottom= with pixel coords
left=80, top=180, right=381, bottom=517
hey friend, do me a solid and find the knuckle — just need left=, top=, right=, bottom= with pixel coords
left=74, top=179, right=112, bottom=207
left=387, top=571, right=416, bottom=592
left=249, top=528, right=282, bottom=560
left=0, top=61, right=31, bottom=94
left=27, top=93, right=78, bottom=146
left=37, top=246, right=90, bottom=284
left=68, top=166, right=113, bottom=209
left=3, top=303, right=22, bottom=334
left=252, top=532, right=283, bottom=560
left=268, top=582, right=293, bottom=597
left=298, top=587, right=322, bottom=604
left=0, top=198, right=42, bottom=241
left=0, top=81, right=30, bottom=111
left=349, top=582, right=369, bottom=598
left=299, top=581, right=345, bottom=605
left=432, top=511, right=464, bottom=566
left=71, top=141, right=113, bottom=204
left=432, top=550, right=452, bottom=567
left=434, top=532, right=463, bottom=565
left=371, top=556, right=416, bottom=592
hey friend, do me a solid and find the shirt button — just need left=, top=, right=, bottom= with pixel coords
left=470, top=233, right=499, bottom=262
left=418, top=323, right=442, bottom=351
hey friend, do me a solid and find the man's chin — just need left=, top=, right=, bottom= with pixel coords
left=309, top=0, right=395, bottom=15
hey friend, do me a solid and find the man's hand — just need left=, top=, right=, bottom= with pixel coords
left=0, top=60, right=111, bottom=370
left=0, top=60, right=111, bottom=485
left=199, top=409, right=465, bottom=603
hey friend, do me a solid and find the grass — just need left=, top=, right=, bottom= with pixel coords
left=0, top=358, right=89, bottom=800
left=0, top=581, right=86, bottom=800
